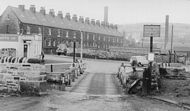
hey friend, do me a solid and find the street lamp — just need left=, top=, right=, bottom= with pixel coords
left=80, top=31, right=83, bottom=60
left=73, top=32, right=76, bottom=63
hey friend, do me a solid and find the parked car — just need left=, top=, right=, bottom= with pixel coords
left=56, top=44, right=67, bottom=55
left=130, top=56, right=149, bottom=66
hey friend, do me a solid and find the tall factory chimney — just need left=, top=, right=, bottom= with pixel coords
left=104, top=6, right=108, bottom=24
left=164, top=15, right=169, bottom=49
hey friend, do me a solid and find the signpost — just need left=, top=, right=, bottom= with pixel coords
left=143, top=25, right=160, bottom=37
left=143, top=25, right=161, bottom=95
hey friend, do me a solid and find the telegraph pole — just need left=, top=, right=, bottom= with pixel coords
left=148, top=35, right=153, bottom=94
left=73, top=33, right=76, bottom=63
left=80, top=31, right=83, bottom=60
left=143, top=25, right=160, bottom=95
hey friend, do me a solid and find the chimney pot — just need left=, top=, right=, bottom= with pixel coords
left=65, top=13, right=71, bottom=20
left=30, top=5, right=36, bottom=13
left=72, top=14, right=78, bottom=22
left=40, top=7, right=46, bottom=15
left=96, top=20, right=100, bottom=26
left=49, top=9, right=55, bottom=17
left=85, top=17, right=90, bottom=24
left=58, top=11, right=63, bottom=19
left=79, top=16, right=84, bottom=23
left=91, top=19, right=95, bottom=25
left=18, top=5, right=25, bottom=11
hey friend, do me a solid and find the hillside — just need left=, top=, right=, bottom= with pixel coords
left=118, top=23, right=190, bottom=48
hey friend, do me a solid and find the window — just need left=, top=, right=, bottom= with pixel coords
left=103, top=37, right=106, bottom=41
left=93, top=42, right=96, bottom=47
left=92, top=34, right=95, bottom=41
left=58, top=29, right=61, bottom=37
left=66, top=31, right=69, bottom=38
left=26, top=25, right=30, bottom=34
left=99, top=36, right=101, bottom=40
left=38, top=27, right=41, bottom=35
left=48, top=28, right=51, bottom=35
left=73, top=32, right=76, bottom=39
left=53, top=40, right=56, bottom=46
left=48, top=40, right=51, bottom=46
left=87, top=33, right=89, bottom=40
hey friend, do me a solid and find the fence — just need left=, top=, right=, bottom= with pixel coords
left=45, top=62, right=86, bottom=90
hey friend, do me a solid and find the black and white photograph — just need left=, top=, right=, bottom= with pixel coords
left=0, top=0, right=190, bottom=110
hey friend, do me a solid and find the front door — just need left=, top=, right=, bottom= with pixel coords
left=24, top=44, right=28, bottom=57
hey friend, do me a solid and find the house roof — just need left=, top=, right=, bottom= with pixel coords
left=8, top=6, right=123, bottom=37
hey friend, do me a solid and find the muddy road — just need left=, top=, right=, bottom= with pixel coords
left=0, top=55, right=187, bottom=111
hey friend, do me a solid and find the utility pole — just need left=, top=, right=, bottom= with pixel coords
left=80, top=31, right=83, bottom=60
left=73, top=32, right=76, bottom=63
left=148, top=35, right=153, bottom=94
left=142, top=25, right=160, bottom=95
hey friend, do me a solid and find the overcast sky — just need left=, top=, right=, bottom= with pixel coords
left=0, top=0, right=190, bottom=25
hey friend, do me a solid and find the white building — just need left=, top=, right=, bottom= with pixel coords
left=0, top=34, right=42, bottom=58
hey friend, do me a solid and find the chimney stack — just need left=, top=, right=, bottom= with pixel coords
left=101, top=21, right=105, bottom=27
left=79, top=16, right=84, bottom=23
left=96, top=20, right=100, bottom=26
left=30, top=5, right=36, bottom=13
left=164, top=15, right=169, bottom=49
left=49, top=9, right=55, bottom=17
left=18, top=5, right=25, bottom=11
left=58, top=11, right=63, bottom=19
left=104, top=6, right=108, bottom=24
left=72, top=14, right=78, bottom=22
left=40, top=7, right=46, bottom=15
left=85, top=17, right=90, bottom=24
left=65, top=13, right=71, bottom=20
left=91, top=19, right=95, bottom=25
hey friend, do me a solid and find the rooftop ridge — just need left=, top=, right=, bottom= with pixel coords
left=8, top=6, right=122, bottom=37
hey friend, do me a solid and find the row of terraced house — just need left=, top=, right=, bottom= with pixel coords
left=0, top=5, right=124, bottom=54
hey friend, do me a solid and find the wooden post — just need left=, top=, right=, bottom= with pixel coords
left=51, top=64, right=53, bottom=72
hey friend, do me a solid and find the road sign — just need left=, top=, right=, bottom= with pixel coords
left=148, top=53, right=155, bottom=61
left=143, top=25, right=160, bottom=37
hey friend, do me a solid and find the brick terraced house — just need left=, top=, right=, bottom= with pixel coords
left=0, top=5, right=124, bottom=54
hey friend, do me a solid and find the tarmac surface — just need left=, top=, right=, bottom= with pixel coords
left=0, top=55, right=188, bottom=111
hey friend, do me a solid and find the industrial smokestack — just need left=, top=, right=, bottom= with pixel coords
left=164, top=15, right=169, bottom=49
left=104, top=6, right=108, bottom=23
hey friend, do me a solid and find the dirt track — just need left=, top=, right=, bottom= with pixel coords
left=0, top=55, right=188, bottom=111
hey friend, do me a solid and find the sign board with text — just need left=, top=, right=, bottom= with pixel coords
left=143, top=25, right=161, bottom=37
left=148, top=53, right=155, bottom=61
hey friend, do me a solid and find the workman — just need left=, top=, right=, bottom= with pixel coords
left=131, top=60, right=137, bottom=73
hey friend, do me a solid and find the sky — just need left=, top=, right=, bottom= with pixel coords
left=0, top=0, right=190, bottom=25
